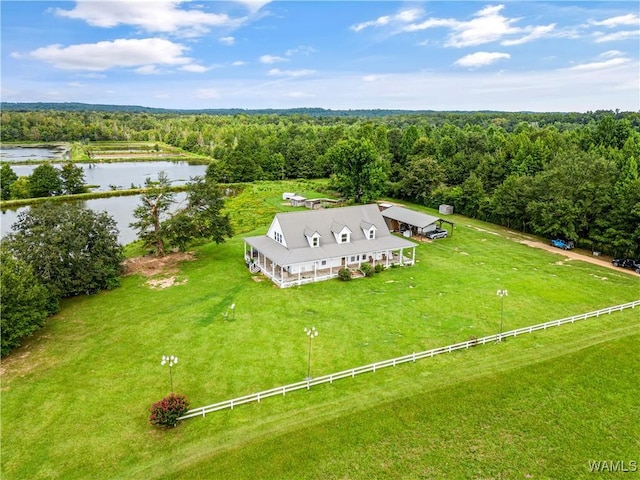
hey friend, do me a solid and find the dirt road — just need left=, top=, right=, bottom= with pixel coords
left=467, top=224, right=639, bottom=277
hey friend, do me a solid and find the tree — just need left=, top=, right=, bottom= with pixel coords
left=397, top=157, right=444, bottom=205
left=60, top=162, right=86, bottom=194
left=0, top=163, right=18, bottom=200
left=165, top=177, right=233, bottom=251
left=326, top=138, right=389, bottom=203
left=0, top=247, right=54, bottom=357
left=4, top=202, right=123, bottom=299
left=130, top=172, right=175, bottom=256
left=29, top=163, right=62, bottom=198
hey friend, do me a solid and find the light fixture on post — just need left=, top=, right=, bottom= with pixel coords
left=496, top=289, right=508, bottom=341
left=161, top=355, right=178, bottom=392
left=304, top=326, right=318, bottom=380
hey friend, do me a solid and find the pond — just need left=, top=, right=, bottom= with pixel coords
left=1, top=193, right=189, bottom=246
left=0, top=145, right=69, bottom=162
left=7, top=161, right=207, bottom=191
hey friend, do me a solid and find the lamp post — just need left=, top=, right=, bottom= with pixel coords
left=230, top=303, right=236, bottom=320
left=304, top=327, right=318, bottom=380
left=496, top=289, right=508, bottom=341
left=161, top=355, right=178, bottom=392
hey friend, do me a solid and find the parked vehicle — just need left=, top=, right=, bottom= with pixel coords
left=425, top=228, right=448, bottom=240
left=550, top=238, right=574, bottom=250
left=612, top=258, right=640, bottom=274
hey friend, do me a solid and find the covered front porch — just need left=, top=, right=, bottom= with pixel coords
left=244, top=243, right=416, bottom=288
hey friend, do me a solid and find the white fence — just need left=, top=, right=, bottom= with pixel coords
left=179, top=300, right=640, bottom=420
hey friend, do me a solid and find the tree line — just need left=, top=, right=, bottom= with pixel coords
left=1, top=162, right=86, bottom=200
left=3, top=109, right=637, bottom=256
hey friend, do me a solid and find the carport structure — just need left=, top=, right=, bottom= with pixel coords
left=381, top=205, right=455, bottom=238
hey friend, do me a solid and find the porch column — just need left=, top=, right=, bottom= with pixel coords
left=412, top=247, right=416, bottom=264
left=400, top=248, right=404, bottom=265
left=272, top=261, right=275, bottom=278
left=297, top=269, right=301, bottom=285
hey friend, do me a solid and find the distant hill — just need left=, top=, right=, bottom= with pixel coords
left=1, top=102, right=516, bottom=117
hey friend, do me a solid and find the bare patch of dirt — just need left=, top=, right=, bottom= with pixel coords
left=122, top=251, right=196, bottom=289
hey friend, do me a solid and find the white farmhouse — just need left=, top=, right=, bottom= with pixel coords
left=243, top=204, right=417, bottom=288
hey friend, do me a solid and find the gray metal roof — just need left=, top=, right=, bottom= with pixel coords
left=381, top=206, right=440, bottom=229
left=244, top=204, right=416, bottom=266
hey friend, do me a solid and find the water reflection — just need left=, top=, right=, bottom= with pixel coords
left=7, top=161, right=207, bottom=191
left=2, top=193, right=189, bottom=246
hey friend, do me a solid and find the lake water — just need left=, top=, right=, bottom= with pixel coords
left=7, top=161, right=207, bottom=191
left=1, top=145, right=69, bottom=162
left=1, top=193, right=189, bottom=246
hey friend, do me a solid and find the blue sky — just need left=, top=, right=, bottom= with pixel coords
left=1, top=1, right=639, bottom=111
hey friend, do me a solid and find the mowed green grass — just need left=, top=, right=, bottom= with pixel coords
left=1, top=186, right=639, bottom=479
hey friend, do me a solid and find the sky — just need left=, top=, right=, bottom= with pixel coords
left=1, top=1, right=639, bottom=112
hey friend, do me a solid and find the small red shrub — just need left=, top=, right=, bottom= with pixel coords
left=149, top=393, right=190, bottom=428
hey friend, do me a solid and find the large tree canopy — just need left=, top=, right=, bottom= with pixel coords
left=0, top=247, right=54, bottom=357
left=166, top=177, right=233, bottom=251
left=130, top=172, right=176, bottom=256
left=4, top=202, right=124, bottom=299
left=326, top=138, right=389, bottom=203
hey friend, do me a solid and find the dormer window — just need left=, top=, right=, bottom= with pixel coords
left=361, top=221, right=377, bottom=240
left=304, top=227, right=321, bottom=248
left=331, top=221, right=352, bottom=244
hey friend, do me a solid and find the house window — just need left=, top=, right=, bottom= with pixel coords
left=312, top=236, right=319, bottom=247
left=321, top=260, right=327, bottom=266
left=341, top=233, right=348, bottom=243
left=274, top=232, right=283, bottom=244
left=369, top=229, right=375, bottom=239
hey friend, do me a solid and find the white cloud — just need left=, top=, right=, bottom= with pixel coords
left=401, top=4, right=556, bottom=48
left=593, top=30, right=640, bottom=43
left=268, top=68, right=315, bottom=77
left=362, top=75, right=381, bottom=82
left=565, top=57, right=629, bottom=71
left=351, top=8, right=423, bottom=32
left=445, top=5, right=522, bottom=47
left=590, top=13, right=639, bottom=28
left=135, top=65, right=161, bottom=75
left=259, top=54, right=287, bottom=64
left=455, top=52, right=511, bottom=68
left=180, top=64, right=209, bottom=73
left=600, top=50, right=624, bottom=58
left=54, top=0, right=244, bottom=36
left=220, top=36, right=235, bottom=46
left=285, top=91, right=315, bottom=99
left=196, top=88, right=220, bottom=99
left=285, top=46, right=316, bottom=57
left=234, top=0, right=273, bottom=14
left=232, top=60, right=248, bottom=66
left=27, top=38, right=191, bottom=71
left=502, top=24, right=555, bottom=46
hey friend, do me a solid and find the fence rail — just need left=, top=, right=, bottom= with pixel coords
left=179, top=300, right=639, bottom=420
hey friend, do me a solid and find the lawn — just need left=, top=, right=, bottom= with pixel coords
left=1, top=183, right=638, bottom=479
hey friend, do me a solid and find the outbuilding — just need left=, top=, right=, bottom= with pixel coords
left=381, top=205, right=454, bottom=238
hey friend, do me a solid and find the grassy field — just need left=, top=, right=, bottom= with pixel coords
left=1, top=183, right=638, bottom=479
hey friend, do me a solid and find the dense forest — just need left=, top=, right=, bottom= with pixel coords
left=2, top=107, right=639, bottom=257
